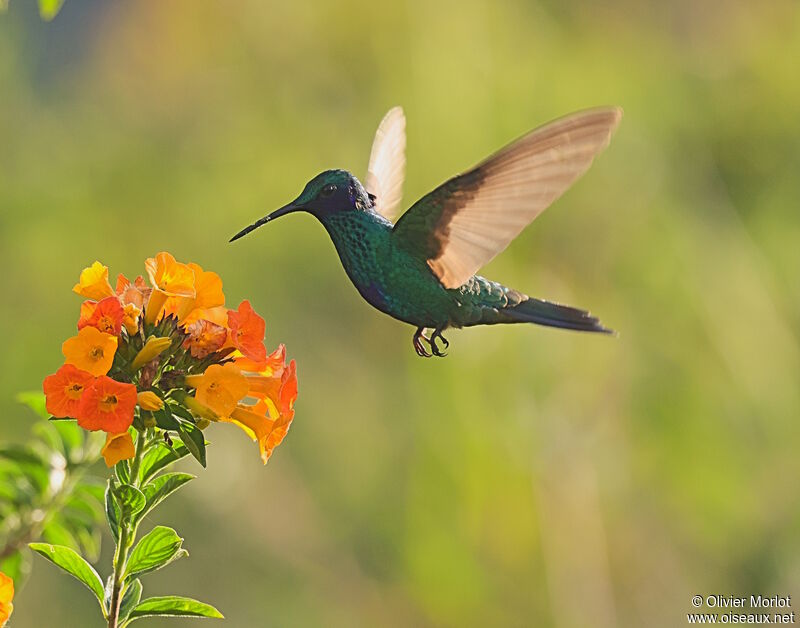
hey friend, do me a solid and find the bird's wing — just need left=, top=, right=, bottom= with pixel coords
left=364, top=106, right=406, bottom=223
left=392, top=107, right=622, bottom=288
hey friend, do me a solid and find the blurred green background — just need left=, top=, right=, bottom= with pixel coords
left=2, top=1, right=799, bottom=626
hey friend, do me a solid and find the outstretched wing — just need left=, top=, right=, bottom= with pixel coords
left=392, top=107, right=622, bottom=288
left=364, top=106, right=406, bottom=222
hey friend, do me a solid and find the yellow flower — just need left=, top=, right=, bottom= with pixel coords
left=131, top=336, right=172, bottom=370
left=101, top=431, right=135, bottom=467
left=137, top=390, right=164, bottom=411
left=144, top=252, right=196, bottom=324
left=185, top=363, right=248, bottom=417
left=73, top=261, right=115, bottom=301
left=62, top=326, right=118, bottom=376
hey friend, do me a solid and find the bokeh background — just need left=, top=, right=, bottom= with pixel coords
left=2, top=1, right=799, bottom=626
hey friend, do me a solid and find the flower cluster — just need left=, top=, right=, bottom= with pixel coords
left=43, top=253, right=298, bottom=467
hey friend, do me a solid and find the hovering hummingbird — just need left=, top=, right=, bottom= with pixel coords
left=231, top=106, right=621, bottom=357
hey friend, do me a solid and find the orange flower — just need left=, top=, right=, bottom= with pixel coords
left=235, top=344, right=286, bottom=374
left=0, top=570, right=13, bottom=626
left=185, top=363, right=248, bottom=417
left=183, top=319, right=227, bottom=358
left=62, top=326, right=118, bottom=376
left=228, top=300, right=266, bottom=363
left=77, top=376, right=137, bottom=433
left=42, top=364, right=95, bottom=418
left=73, top=261, right=114, bottom=300
left=144, top=252, right=196, bottom=323
left=228, top=359, right=297, bottom=463
left=101, top=431, right=135, bottom=467
left=77, top=296, right=124, bottom=336
left=164, top=262, right=224, bottom=322
left=181, top=305, right=228, bottom=328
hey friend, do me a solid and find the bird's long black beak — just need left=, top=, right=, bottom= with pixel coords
left=229, top=203, right=299, bottom=242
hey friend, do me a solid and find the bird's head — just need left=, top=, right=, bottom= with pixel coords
left=230, top=169, right=374, bottom=242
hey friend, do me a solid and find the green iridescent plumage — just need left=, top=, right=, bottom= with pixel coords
left=231, top=107, right=622, bottom=357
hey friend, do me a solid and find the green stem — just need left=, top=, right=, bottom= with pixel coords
left=107, top=430, right=148, bottom=628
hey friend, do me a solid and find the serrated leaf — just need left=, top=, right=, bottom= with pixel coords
left=139, top=443, right=190, bottom=484
left=127, top=596, right=223, bottom=622
left=136, top=473, right=194, bottom=523
left=125, top=526, right=186, bottom=579
left=177, top=421, right=206, bottom=468
left=29, top=543, right=105, bottom=611
left=119, top=578, right=143, bottom=622
left=114, top=484, right=146, bottom=518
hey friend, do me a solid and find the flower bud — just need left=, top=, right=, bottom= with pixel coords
left=132, top=336, right=172, bottom=370
left=137, top=390, right=164, bottom=411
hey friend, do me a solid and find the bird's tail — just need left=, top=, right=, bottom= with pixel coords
left=501, top=296, right=613, bottom=334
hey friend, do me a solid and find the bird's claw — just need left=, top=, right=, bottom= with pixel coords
left=413, top=327, right=449, bottom=358
left=430, top=328, right=449, bottom=357
left=413, top=328, right=432, bottom=358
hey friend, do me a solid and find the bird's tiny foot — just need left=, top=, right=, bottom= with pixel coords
left=413, top=327, right=432, bottom=358
left=430, top=328, right=449, bottom=357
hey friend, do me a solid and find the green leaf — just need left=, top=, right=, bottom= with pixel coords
left=119, top=578, right=143, bottom=623
left=125, top=526, right=186, bottom=579
left=139, top=442, right=190, bottom=484
left=38, top=0, right=65, bottom=20
left=136, top=472, right=194, bottom=523
left=127, top=596, right=223, bottom=622
left=16, top=391, right=49, bottom=419
left=29, top=543, right=105, bottom=611
left=116, top=459, right=131, bottom=484
left=114, top=483, right=146, bottom=518
left=105, top=479, right=121, bottom=542
left=153, top=406, right=180, bottom=431
left=177, top=420, right=206, bottom=468
left=168, top=402, right=194, bottom=422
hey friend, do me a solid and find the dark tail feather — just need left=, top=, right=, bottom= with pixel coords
left=503, top=297, right=613, bottom=334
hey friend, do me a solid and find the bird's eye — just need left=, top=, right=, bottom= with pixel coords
left=320, top=184, right=337, bottom=197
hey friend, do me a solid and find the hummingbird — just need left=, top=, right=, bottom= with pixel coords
left=231, top=106, right=621, bottom=357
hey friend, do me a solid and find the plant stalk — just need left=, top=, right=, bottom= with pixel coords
left=107, top=430, right=147, bottom=628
